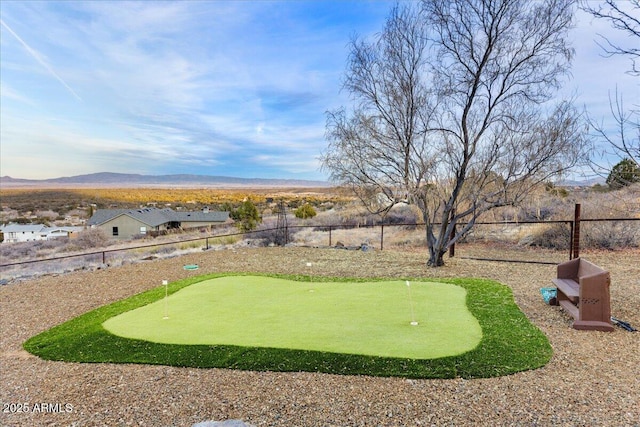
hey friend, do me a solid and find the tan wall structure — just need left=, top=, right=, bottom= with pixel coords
left=87, top=208, right=229, bottom=240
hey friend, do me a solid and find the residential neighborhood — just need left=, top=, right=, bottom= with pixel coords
left=0, top=207, right=230, bottom=243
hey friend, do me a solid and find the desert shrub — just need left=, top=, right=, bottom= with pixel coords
left=385, top=225, right=426, bottom=248
left=462, top=222, right=524, bottom=243
left=337, top=215, right=364, bottom=227
left=0, top=241, right=39, bottom=261
left=582, top=221, right=639, bottom=249
left=318, top=201, right=335, bottom=211
left=39, top=239, right=65, bottom=251
left=144, top=245, right=176, bottom=256
left=519, top=206, right=554, bottom=221
left=383, top=204, right=419, bottom=226
left=210, top=224, right=238, bottom=239
left=69, top=228, right=112, bottom=251
left=607, top=158, right=640, bottom=189
left=207, top=235, right=240, bottom=245
left=35, top=210, right=58, bottom=219
left=307, top=210, right=341, bottom=229
left=178, top=241, right=203, bottom=250
left=519, top=223, right=571, bottom=249
left=582, top=183, right=640, bottom=218
left=229, top=199, right=261, bottom=232
left=544, top=182, right=569, bottom=197
left=294, top=204, right=317, bottom=219
left=130, top=233, right=152, bottom=241
left=590, top=183, right=609, bottom=193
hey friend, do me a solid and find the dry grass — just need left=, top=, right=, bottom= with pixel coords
left=1, top=244, right=639, bottom=426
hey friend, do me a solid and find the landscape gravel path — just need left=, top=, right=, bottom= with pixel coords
left=1, top=246, right=638, bottom=426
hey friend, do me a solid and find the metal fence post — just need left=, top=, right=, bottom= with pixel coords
left=329, top=226, right=332, bottom=247
left=569, top=220, right=574, bottom=260
left=572, top=203, right=581, bottom=259
left=380, top=224, right=384, bottom=251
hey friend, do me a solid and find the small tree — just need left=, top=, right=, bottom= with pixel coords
left=229, top=199, right=261, bottom=232
left=294, top=204, right=317, bottom=220
left=607, top=158, right=640, bottom=189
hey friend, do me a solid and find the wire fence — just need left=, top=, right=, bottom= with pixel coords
left=1, top=217, right=638, bottom=279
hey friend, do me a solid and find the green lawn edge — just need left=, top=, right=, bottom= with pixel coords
left=23, top=273, right=553, bottom=379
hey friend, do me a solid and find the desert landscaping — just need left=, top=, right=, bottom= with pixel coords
left=3, top=0, right=640, bottom=424
left=1, top=244, right=638, bottom=426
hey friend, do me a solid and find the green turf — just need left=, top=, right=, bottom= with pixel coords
left=102, top=276, right=482, bottom=359
left=23, top=273, right=553, bottom=379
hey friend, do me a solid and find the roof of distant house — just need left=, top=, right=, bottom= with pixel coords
left=0, top=224, right=83, bottom=234
left=171, top=210, right=230, bottom=223
left=87, top=208, right=229, bottom=227
left=0, top=224, right=48, bottom=233
left=48, top=226, right=84, bottom=233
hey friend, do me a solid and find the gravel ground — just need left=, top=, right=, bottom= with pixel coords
left=1, top=245, right=639, bottom=426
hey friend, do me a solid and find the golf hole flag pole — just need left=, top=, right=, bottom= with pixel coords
left=306, top=262, right=312, bottom=282
left=406, top=280, right=418, bottom=326
left=162, top=280, right=169, bottom=320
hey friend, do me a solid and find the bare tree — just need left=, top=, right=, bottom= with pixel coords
left=322, top=0, right=588, bottom=267
left=580, top=1, right=639, bottom=170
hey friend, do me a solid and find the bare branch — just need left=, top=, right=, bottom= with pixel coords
left=585, top=88, right=640, bottom=179
left=580, top=0, right=640, bottom=75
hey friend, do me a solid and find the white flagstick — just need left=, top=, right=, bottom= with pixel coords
left=162, top=280, right=169, bottom=319
left=306, top=262, right=313, bottom=282
left=406, top=280, right=418, bottom=326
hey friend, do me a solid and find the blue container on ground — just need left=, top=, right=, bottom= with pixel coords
left=540, top=287, right=557, bottom=305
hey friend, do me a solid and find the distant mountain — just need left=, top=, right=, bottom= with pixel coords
left=557, top=177, right=606, bottom=187
left=0, top=172, right=329, bottom=188
left=2, top=172, right=604, bottom=188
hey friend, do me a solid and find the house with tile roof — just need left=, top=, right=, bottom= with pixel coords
left=87, top=207, right=230, bottom=239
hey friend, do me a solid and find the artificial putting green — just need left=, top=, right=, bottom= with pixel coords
left=24, top=273, right=553, bottom=379
left=102, top=276, right=482, bottom=359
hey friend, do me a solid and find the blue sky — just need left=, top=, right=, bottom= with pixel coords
left=1, top=1, right=637, bottom=181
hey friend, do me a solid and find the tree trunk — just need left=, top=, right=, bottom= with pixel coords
left=425, top=217, right=446, bottom=267
left=427, top=246, right=446, bottom=267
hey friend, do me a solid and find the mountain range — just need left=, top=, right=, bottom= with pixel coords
left=0, top=172, right=601, bottom=188
left=0, top=172, right=329, bottom=188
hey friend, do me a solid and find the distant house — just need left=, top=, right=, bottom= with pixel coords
left=87, top=207, right=230, bottom=239
left=0, top=224, right=83, bottom=243
left=48, top=226, right=84, bottom=239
